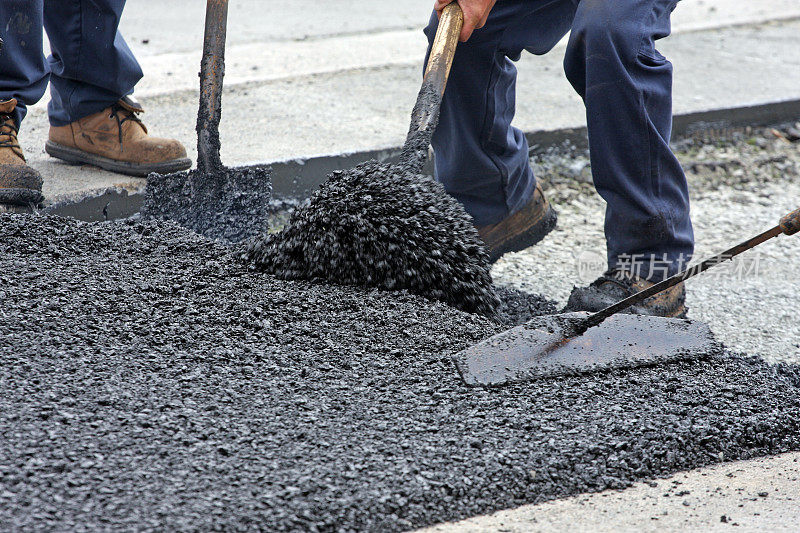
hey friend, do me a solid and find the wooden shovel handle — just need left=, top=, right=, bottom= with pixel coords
left=197, top=0, right=229, bottom=173
left=423, top=3, right=464, bottom=95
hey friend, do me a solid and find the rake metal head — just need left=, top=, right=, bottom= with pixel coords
left=454, top=312, right=719, bottom=387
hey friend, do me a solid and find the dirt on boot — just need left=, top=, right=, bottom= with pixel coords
left=0, top=99, right=44, bottom=206
left=565, top=269, right=688, bottom=318
left=46, top=97, right=191, bottom=177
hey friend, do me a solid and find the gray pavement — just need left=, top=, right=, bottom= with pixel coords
left=22, top=2, right=800, bottom=202
left=120, top=0, right=435, bottom=55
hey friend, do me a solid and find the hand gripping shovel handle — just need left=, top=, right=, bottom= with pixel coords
left=583, top=207, right=800, bottom=331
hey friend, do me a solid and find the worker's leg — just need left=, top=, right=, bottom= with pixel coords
left=564, top=0, right=694, bottom=280
left=43, top=0, right=143, bottom=127
left=0, top=0, right=49, bottom=129
left=424, top=0, right=577, bottom=227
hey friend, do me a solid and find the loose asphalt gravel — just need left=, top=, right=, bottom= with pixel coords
left=248, top=161, right=498, bottom=316
left=2, top=214, right=800, bottom=531
left=141, top=165, right=273, bottom=243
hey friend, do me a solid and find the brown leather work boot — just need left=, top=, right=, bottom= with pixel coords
left=565, top=268, right=687, bottom=318
left=46, top=96, right=191, bottom=177
left=477, top=183, right=557, bottom=263
left=0, top=98, right=44, bottom=207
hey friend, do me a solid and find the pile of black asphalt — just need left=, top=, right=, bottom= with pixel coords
left=246, top=162, right=499, bottom=316
left=248, top=83, right=501, bottom=318
left=2, top=214, right=800, bottom=532
left=141, top=164, right=273, bottom=243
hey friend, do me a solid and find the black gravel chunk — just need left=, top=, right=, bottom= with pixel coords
left=2, top=215, right=800, bottom=532
left=495, top=285, right=559, bottom=326
left=246, top=162, right=499, bottom=316
left=141, top=165, right=273, bottom=243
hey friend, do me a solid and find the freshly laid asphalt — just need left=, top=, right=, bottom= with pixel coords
left=2, top=215, right=800, bottom=531
left=3, top=3, right=800, bottom=529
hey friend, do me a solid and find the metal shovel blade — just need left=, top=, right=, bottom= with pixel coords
left=455, top=312, right=718, bottom=387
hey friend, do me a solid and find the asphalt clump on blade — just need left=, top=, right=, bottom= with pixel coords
left=3, top=214, right=800, bottom=532
left=141, top=165, right=273, bottom=243
left=246, top=161, right=499, bottom=316
left=495, top=285, right=559, bottom=326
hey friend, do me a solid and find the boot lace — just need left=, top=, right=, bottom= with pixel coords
left=591, top=269, right=638, bottom=291
left=109, top=103, right=143, bottom=146
left=0, top=113, right=20, bottom=151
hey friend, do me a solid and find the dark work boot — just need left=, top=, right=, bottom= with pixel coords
left=477, top=183, right=557, bottom=263
left=0, top=98, right=44, bottom=207
left=565, top=269, right=687, bottom=318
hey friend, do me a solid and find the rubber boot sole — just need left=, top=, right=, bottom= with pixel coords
left=0, top=188, right=44, bottom=208
left=487, top=206, right=558, bottom=263
left=0, top=202, right=36, bottom=214
left=45, top=141, right=192, bottom=177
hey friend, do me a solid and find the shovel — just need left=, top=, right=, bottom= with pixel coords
left=141, top=0, right=273, bottom=243
left=456, top=207, right=800, bottom=386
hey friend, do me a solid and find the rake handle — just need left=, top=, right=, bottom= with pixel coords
left=583, top=208, right=800, bottom=330
left=781, top=207, right=800, bottom=235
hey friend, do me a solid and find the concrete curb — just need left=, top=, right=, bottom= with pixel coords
left=42, top=186, right=143, bottom=223
left=42, top=98, right=800, bottom=222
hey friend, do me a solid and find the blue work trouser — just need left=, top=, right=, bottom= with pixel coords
left=0, top=0, right=142, bottom=129
left=425, top=0, right=694, bottom=279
